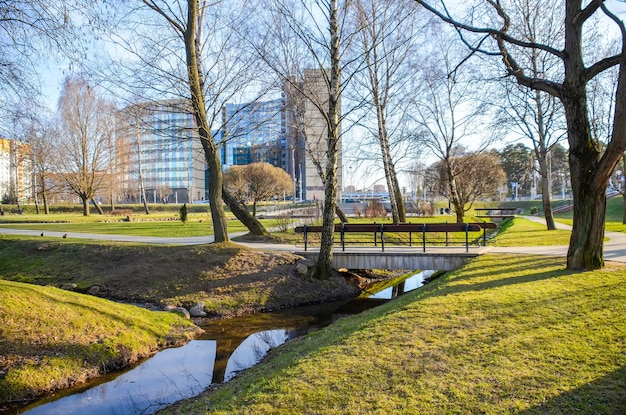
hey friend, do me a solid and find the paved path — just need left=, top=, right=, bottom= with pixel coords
left=2, top=215, right=626, bottom=263
left=486, top=215, right=626, bottom=264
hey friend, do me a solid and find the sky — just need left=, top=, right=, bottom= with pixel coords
left=32, top=0, right=626, bottom=193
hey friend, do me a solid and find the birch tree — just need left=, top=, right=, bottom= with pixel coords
left=256, top=0, right=362, bottom=279
left=409, top=29, right=492, bottom=223
left=350, top=0, right=423, bottom=224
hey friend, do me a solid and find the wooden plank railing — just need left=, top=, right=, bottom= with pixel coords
left=293, top=222, right=497, bottom=252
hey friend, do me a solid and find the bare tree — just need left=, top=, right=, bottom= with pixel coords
left=434, top=151, right=507, bottom=217
left=0, top=1, right=85, bottom=133
left=54, top=76, right=114, bottom=216
left=86, top=0, right=269, bottom=240
left=414, top=0, right=626, bottom=269
left=409, top=29, right=493, bottom=223
left=27, top=119, right=57, bottom=214
left=257, top=0, right=362, bottom=279
left=350, top=0, right=423, bottom=224
left=488, top=0, right=567, bottom=230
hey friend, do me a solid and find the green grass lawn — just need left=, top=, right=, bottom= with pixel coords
left=492, top=217, right=572, bottom=246
left=0, top=280, right=200, bottom=404
left=161, top=254, right=626, bottom=415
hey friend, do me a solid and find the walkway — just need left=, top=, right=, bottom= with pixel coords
left=485, top=215, right=626, bottom=264
left=1, top=216, right=626, bottom=263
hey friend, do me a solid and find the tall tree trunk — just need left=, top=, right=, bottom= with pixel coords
left=91, top=198, right=104, bottom=215
left=446, top=160, right=464, bottom=223
left=537, top=154, right=556, bottom=230
left=563, top=83, right=605, bottom=269
left=222, top=187, right=267, bottom=236
left=313, top=0, right=340, bottom=280
left=563, top=0, right=626, bottom=269
left=185, top=0, right=229, bottom=242
left=336, top=205, right=348, bottom=223
left=82, top=196, right=90, bottom=216
left=389, top=165, right=406, bottom=223
left=41, top=184, right=49, bottom=215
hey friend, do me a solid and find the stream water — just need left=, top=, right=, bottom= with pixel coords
left=13, top=270, right=435, bottom=415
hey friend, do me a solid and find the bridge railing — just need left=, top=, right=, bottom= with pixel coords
left=293, top=222, right=497, bottom=253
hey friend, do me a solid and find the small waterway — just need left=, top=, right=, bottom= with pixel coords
left=14, top=270, right=436, bottom=415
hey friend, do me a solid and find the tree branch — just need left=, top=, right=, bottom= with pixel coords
left=414, top=0, right=565, bottom=59
left=586, top=54, right=622, bottom=81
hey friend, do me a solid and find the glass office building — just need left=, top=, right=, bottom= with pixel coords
left=116, top=101, right=206, bottom=204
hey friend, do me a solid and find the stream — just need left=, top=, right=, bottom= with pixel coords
left=13, top=270, right=436, bottom=415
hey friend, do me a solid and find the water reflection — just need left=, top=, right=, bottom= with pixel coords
left=225, top=329, right=288, bottom=382
left=20, top=340, right=216, bottom=415
left=367, top=270, right=436, bottom=300
left=16, top=270, right=434, bottom=415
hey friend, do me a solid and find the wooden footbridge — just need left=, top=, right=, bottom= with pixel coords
left=294, top=222, right=498, bottom=271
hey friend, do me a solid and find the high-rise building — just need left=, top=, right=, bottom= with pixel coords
left=221, top=99, right=285, bottom=169
left=117, top=69, right=342, bottom=204
left=116, top=101, right=206, bottom=204
left=0, top=138, right=32, bottom=203
left=283, top=69, right=342, bottom=202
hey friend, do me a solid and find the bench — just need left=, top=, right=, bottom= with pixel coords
left=474, top=208, right=519, bottom=219
left=294, top=222, right=497, bottom=252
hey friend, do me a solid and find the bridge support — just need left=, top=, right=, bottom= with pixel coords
left=297, top=251, right=480, bottom=271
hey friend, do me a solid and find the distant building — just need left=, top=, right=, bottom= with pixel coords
left=117, top=69, right=343, bottom=204
left=0, top=138, right=32, bottom=203
left=221, top=99, right=286, bottom=169
left=116, top=101, right=206, bottom=204
left=283, top=69, right=342, bottom=201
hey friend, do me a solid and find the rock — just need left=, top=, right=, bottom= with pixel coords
left=188, top=302, right=207, bottom=317
left=165, top=306, right=191, bottom=319
left=60, top=283, right=78, bottom=291
left=87, top=285, right=101, bottom=295
left=296, top=259, right=315, bottom=276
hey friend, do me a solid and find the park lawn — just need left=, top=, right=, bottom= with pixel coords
left=492, top=217, right=571, bottom=246
left=0, top=217, right=282, bottom=238
left=161, top=254, right=626, bottom=415
left=0, top=279, right=201, bottom=405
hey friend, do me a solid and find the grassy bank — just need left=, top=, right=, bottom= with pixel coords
left=0, top=236, right=359, bottom=317
left=0, top=279, right=201, bottom=406
left=161, top=254, right=626, bottom=414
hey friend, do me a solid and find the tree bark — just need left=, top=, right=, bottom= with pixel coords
left=537, top=153, right=556, bottom=230
left=82, top=196, right=90, bottom=216
left=446, top=160, right=464, bottom=223
left=222, top=187, right=268, bottom=236
left=313, top=0, right=341, bottom=280
left=91, top=198, right=104, bottom=215
left=336, top=205, right=349, bottom=223
left=562, top=81, right=605, bottom=269
left=184, top=0, right=229, bottom=242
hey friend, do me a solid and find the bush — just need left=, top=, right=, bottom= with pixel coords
left=179, top=204, right=188, bottom=224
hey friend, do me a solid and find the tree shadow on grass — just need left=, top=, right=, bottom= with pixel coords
left=521, top=366, right=626, bottom=415
left=429, top=255, right=573, bottom=297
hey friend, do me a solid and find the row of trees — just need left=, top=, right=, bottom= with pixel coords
left=1, top=0, right=623, bottom=275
